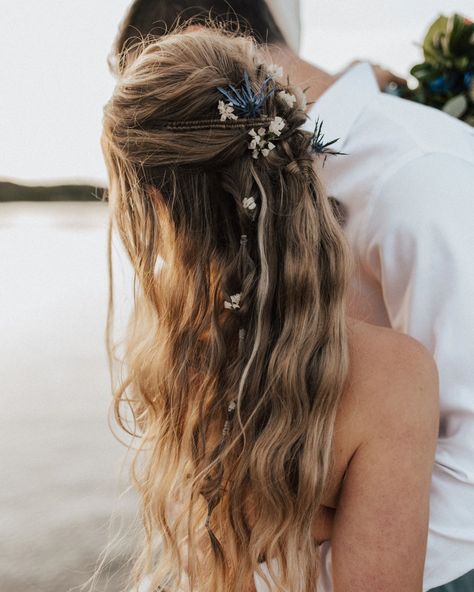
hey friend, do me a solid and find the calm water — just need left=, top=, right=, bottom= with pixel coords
left=0, top=202, right=139, bottom=592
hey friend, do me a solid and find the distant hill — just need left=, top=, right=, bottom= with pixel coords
left=0, top=181, right=106, bottom=202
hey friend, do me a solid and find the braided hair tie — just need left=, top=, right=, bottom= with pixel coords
left=205, top=233, right=249, bottom=536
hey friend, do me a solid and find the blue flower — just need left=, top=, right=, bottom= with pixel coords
left=428, top=73, right=459, bottom=93
left=429, top=75, right=450, bottom=92
left=310, top=119, right=343, bottom=156
left=464, top=71, right=474, bottom=90
left=217, top=71, right=275, bottom=118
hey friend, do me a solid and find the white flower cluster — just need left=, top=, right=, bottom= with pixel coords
left=269, top=115, right=285, bottom=136
left=278, top=90, right=297, bottom=108
left=242, top=196, right=257, bottom=211
left=224, top=293, right=241, bottom=310
left=267, top=64, right=283, bottom=80
left=248, top=116, right=286, bottom=159
left=215, top=66, right=296, bottom=159
left=218, top=100, right=238, bottom=121
left=248, top=128, right=275, bottom=159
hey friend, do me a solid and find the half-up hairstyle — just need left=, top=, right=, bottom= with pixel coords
left=102, top=28, right=350, bottom=592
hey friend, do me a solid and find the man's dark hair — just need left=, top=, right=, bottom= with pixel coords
left=113, top=1, right=286, bottom=71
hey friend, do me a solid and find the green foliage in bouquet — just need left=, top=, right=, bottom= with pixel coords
left=404, top=14, right=474, bottom=126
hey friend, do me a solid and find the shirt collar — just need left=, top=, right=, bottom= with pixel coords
left=302, top=62, right=380, bottom=151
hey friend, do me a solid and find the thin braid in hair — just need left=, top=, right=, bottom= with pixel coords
left=203, top=229, right=252, bottom=545
left=161, top=117, right=275, bottom=131
left=233, top=165, right=270, bottom=441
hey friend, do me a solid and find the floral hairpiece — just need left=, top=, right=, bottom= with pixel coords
left=224, top=293, right=241, bottom=310
left=248, top=116, right=286, bottom=159
left=310, top=119, right=346, bottom=164
left=278, top=90, right=297, bottom=108
left=266, top=64, right=283, bottom=80
left=242, top=196, right=257, bottom=211
left=217, top=71, right=274, bottom=119
left=218, top=100, right=238, bottom=122
left=215, top=68, right=289, bottom=159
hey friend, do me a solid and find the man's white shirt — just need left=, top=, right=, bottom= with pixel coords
left=301, top=62, right=474, bottom=591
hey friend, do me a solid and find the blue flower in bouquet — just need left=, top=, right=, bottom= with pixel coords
left=464, top=71, right=474, bottom=91
left=405, top=13, right=474, bottom=126
left=428, top=71, right=459, bottom=93
left=428, top=75, right=450, bottom=93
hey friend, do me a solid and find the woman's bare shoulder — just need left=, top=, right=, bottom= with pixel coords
left=340, top=318, right=439, bottom=443
left=330, top=320, right=440, bottom=590
left=347, top=318, right=437, bottom=379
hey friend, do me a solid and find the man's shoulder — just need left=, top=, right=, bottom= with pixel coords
left=360, top=93, right=474, bottom=163
left=310, top=64, right=474, bottom=214
left=327, top=94, right=474, bottom=215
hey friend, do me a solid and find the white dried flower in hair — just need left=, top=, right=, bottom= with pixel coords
left=249, top=126, right=279, bottom=159
left=242, top=196, right=257, bottom=210
left=267, top=64, right=283, bottom=80
left=269, top=116, right=285, bottom=137
left=248, top=128, right=265, bottom=151
left=278, top=90, right=297, bottom=108
left=218, top=100, right=238, bottom=121
left=294, top=86, right=308, bottom=111
left=224, top=293, right=241, bottom=310
left=261, top=142, right=276, bottom=157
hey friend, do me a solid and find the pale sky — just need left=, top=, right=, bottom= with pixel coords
left=1, top=0, right=472, bottom=185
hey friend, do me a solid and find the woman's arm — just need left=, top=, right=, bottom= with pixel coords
left=332, top=334, right=439, bottom=591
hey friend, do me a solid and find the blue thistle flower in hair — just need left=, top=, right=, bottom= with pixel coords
left=217, top=71, right=275, bottom=118
left=310, top=119, right=346, bottom=164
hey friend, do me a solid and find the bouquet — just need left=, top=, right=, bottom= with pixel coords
left=400, top=14, right=474, bottom=126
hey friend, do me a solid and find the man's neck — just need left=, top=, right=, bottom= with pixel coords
left=268, top=45, right=335, bottom=108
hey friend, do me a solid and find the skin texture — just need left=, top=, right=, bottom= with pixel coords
left=267, top=44, right=406, bottom=106
left=326, top=320, right=439, bottom=591
left=245, top=319, right=439, bottom=590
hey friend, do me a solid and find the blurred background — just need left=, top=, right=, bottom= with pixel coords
left=1, top=1, right=472, bottom=591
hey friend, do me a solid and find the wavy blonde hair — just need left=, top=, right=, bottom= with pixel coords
left=102, top=29, right=350, bottom=592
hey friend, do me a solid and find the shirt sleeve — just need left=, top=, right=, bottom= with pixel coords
left=362, top=152, right=474, bottom=587
left=363, top=151, right=474, bottom=423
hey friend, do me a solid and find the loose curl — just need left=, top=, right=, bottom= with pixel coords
left=102, top=28, right=350, bottom=592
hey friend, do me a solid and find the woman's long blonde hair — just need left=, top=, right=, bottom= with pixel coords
left=102, top=28, right=350, bottom=592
